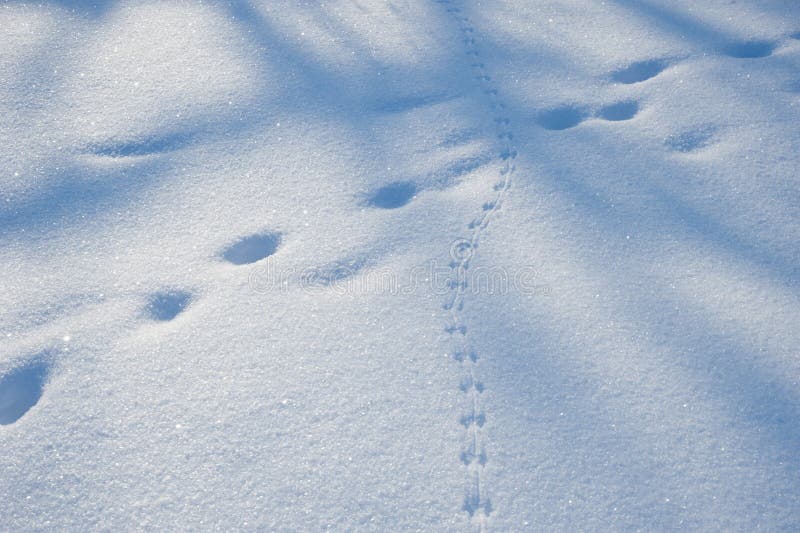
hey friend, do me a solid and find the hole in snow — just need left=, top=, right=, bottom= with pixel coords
left=0, top=357, right=52, bottom=425
left=367, top=181, right=417, bottom=209
left=146, top=290, right=193, bottom=321
left=611, top=59, right=669, bottom=84
left=222, top=232, right=282, bottom=265
left=536, top=105, right=589, bottom=131
left=724, top=40, right=775, bottom=58
left=597, top=101, right=639, bottom=121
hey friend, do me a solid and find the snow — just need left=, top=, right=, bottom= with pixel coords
left=1, top=0, right=799, bottom=530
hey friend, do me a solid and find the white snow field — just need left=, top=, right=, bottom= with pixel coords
left=1, top=0, right=800, bottom=530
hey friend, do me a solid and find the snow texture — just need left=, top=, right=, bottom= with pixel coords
left=1, top=0, right=800, bottom=530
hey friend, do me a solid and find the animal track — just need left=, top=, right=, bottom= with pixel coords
left=0, top=355, right=52, bottom=425
left=460, top=411, right=486, bottom=427
left=366, top=181, right=417, bottom=209
left=222, top=232, right=282, bottom=265
left=460, top=376, right=484, bottom=393
left=464, top=480, right=493, bottom=516
left=597, top=100, right=639, bottom=121
left=145, top=290, right=192, bottom=321
left=611, top=59, right=669, bottom=84
left=435, top=0, right=518, bottom=527
left=445, top=324, right=467, bottom=335
left=665, top=127, right=717, bottom=153
left=536, top=105, right=590, bottom=130
left=460, top=445, right=487, bottom=466
left=454, top=350, right=478, bottom=363
left=724, top=40, right=775, bottom=58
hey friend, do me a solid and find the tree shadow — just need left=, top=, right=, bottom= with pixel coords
left=610, top=0, right=794, bottom=57
left=477, top=254, right=800, bottom=527
left=0, top=158, right=164, bottom=242
left=5, top=0, right=115, bottom=18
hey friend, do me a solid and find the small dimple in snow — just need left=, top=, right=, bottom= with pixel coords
left=0, top=356, right=52, bottom=425
left=439, top=128, right=478, bottom=148
left=611, top=59, right=669, bottom=84
left=536, top=105, right=589, bottom=130
left=724, top=40, right=775, bottom=58
left=665, top=127, right=717, bottom=153
left=597, top=100, right=639, bottom=121
left=222, top=232, right=282, bottom=265
left=145, top=290, right=193, bottom=321
left=301, top=257, right=367, bottom=287
left=431, top=154, right=494, bottom=188
left=463, top=495, right=493, bottom=517
left=367, top=181, right=417, bottom=209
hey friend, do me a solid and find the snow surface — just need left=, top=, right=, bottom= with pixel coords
left=1, top=0, right=800, bottom=530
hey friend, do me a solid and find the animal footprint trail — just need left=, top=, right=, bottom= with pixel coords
left=435, top=0, right=519, bottom=529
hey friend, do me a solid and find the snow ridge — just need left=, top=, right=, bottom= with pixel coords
left=436, top=1, right=518, bottom=529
